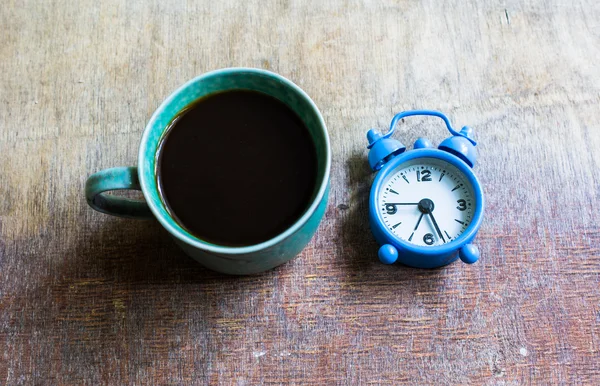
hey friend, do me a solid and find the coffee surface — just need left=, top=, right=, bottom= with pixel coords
left=157, top=90, right=318, bottom=246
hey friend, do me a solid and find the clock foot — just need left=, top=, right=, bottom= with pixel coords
left=378, top=244, right=399, bottom=264
left=459, top=244, right=480, bottom=264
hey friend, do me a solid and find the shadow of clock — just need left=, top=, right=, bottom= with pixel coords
left=339, top=152, right=448, bottom=293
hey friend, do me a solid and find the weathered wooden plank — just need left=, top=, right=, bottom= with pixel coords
left=1, top=0, right=599, bottom=384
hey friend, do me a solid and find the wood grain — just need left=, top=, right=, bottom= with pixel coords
left=1, top=0, right=600, bottom=384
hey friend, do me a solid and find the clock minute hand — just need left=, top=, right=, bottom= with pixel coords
left=428, top=212, right=446, bottom=243
left=386, top=203, right=420, bottom=205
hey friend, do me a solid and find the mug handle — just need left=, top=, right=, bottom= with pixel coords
left=85, top=166, right=153, bottom=219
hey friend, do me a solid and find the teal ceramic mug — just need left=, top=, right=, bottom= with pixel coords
left=85, top=68, right=330, bottom=275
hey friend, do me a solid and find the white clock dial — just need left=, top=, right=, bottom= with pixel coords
left=378, top=157, right=475, bottom=247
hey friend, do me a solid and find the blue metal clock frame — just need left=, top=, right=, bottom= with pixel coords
left=366, top=110, right=484, bottom=268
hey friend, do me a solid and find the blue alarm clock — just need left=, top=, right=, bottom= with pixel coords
left=366, top=110, right=484, bottom=268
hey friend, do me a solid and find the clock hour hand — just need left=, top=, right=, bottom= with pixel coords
left=428, top=212, right=446, bottom=243
left=386, top=202, right=420, bottom=206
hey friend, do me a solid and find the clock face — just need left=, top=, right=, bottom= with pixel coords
left=377, top=157, right=476, bottom=247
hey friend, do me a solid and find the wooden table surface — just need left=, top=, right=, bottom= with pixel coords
left=2, top=0, right=599, bottom=384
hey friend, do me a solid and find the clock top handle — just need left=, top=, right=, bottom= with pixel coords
left=385, top=110, right=477, bottom=146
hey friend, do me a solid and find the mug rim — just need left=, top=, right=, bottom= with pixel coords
left=138, top=67, right=331, bottom=255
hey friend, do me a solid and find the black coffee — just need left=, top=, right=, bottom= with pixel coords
left=156, top=90, right=318, bottom=246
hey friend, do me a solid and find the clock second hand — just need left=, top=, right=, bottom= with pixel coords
left=408, top=213, right=425, bottom=241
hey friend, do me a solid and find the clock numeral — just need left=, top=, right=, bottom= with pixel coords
left=416, top=170, right=432, bottom=182
left=385, top=203, right=397, bottom=215
left=423, top=233, right=435, bottom=245
left=456, top=199, right=467, bottom=211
